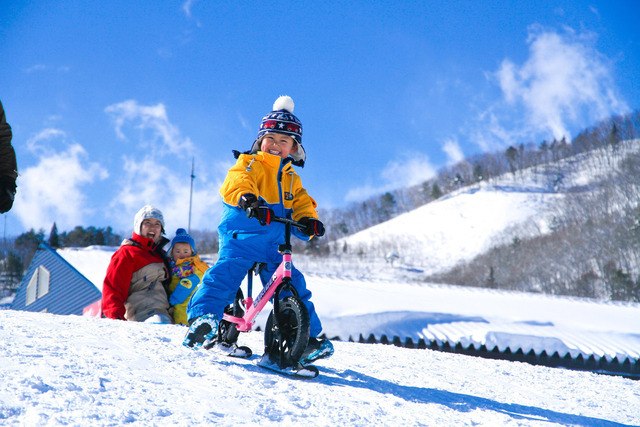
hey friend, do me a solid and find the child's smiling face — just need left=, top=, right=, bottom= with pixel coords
left=260, top=133, right=298, bottom=159
left=172, top=242, right=193, bottom=260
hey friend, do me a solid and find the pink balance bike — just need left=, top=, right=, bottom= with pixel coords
left=209, top=215, right=319, bottom=378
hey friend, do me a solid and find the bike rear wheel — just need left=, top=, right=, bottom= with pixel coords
left=217, top=288, right=244, bottom=345
left=264, top=296, right=310, bottom=368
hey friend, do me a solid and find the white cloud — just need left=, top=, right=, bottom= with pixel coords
left=23, top=64, right=70, bottom=73
left=346, top=152, right=437, bottom=202
left=470, top=109, right=519, bottom=152
left=14, top=131, right=108, bottom=232
left=182, top=0, right=195, bottom=18
left=103, top=99, right=229, bottom=233
left=492, top=26, right=627, bottom=143
left=12, top=100, right=226, bottom=235
left=26, top=128, right=66, bottom=153
left=105, top=100, right=195, bottom=158
left=442, top=138, right=465, bottom=164
left=344, top=184, right=380, bottom=203
left=238, top=112, right=251, bottom=132
left=24, top=64, right=47, bottom=73
left=381, top=152, right=437, bottom=187
left=107, top=156, right=226, bottom=234
left=467, top=26, right=628, bottom=153
left=103, top=99, right=228, bottom=231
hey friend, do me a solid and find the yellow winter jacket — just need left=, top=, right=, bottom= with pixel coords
left=216, top=152, right=320, bottom=263
left=220, top=151, right=318, bottom=221
left=168, top=254, right=209, bottom=325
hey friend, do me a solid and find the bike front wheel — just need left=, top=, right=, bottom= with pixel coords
left=264, top=296, right=310, bottom=368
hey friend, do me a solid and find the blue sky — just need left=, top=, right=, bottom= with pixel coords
left=1, top=0, right=638, bottom=237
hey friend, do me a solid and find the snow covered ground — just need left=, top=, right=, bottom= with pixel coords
left=56, top=245, right=640, bottom=368
left=1, top=309, right=639, bottom=426
left=46, top=141, right=640, bottom=370
left=3, top=245, right=637, bottom=425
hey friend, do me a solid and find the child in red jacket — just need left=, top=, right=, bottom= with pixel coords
left=102, top=205, right=172, bottom=323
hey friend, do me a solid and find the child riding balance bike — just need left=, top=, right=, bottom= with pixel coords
left=182, top=95, right=333, bottom=376
left=217, top=214, right=321, bottom=377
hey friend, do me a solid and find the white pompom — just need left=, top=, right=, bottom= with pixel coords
left=273, top=95, right=295, bottom=113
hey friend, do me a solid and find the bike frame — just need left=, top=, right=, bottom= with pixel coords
left=221, top=216, right=300, bottom=332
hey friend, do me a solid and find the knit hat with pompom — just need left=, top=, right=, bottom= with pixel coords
left=248, top=95, right=306, bottom=167
left=167, top=228, right=196, bottom=256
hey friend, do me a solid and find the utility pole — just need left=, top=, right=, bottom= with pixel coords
left=188, top=157, right=195, bottom=233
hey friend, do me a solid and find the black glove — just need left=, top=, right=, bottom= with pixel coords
left=239, top=193, right=274, bottom=226
left=0, top=176, right=16, bottom=214
left=298, top=217, right=325, bottom=237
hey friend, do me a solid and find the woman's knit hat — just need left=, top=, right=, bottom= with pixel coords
left=133, top=205, right=165, bottom=235
left=167, top=228, right=196, bottom=256
left=249, top=95, right=306, bottom=167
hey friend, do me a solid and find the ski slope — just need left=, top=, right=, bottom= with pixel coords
left=1, top=309, right=638, bottom=426
left=340, top=139, right=640, bottom=275
left=55, top=245, right=640, bottom=366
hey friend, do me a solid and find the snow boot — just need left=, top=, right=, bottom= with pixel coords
left=300, top=337, right=334, bottom=364
left=183, top=314, right=219, bottom=349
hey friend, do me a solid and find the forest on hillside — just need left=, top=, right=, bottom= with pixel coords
left=427, top=137, right=640, bottom=302
left=315, top=110, right=640, bottom=302
left=2, top=111, right=640, bottom=302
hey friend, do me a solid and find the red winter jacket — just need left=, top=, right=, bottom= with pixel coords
left=102, top=233, right=171, bottom=321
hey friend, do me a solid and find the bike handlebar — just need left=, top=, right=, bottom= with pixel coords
left=245, top=207, right=304, bottom=230
left=270, top=215, right=304, bottom=229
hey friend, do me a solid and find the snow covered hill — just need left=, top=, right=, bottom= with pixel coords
left=338, top=139, right=640, bottom=276
left=55, top=239, right=640, bottom=377
left=1, top=310, right=639, bottom=426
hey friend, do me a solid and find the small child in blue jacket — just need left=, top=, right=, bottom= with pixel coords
left=166, top=228, right=209, bottom=326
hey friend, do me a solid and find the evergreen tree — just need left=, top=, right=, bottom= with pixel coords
left=607, top=123, right=621, bottom=150
left=48, top=223, right=60, bottom=248
left=473, top=164, right=483, bottom=182
left=59, top=226, right=122, bottom=247
left=380, top=192, right=396, bottom=221
left=574, top=270, right=597, bottom=298
left=336, top=221, right=349, bottom=236
left=431, top=182, right=443, bottom=199
left=486, top=266, right=496, bottom=289
left=2, top=251, right=24, bottom=290
left=506, top=146, right=518, bottom=175
left=632, top=208, right=640, bottom=237
left=609, top=269, right=635, bottom=301
left=15, top=230, right=45, bottom=252
left=539, top=140, right=549, bottom=164
left=15, top=229, right=45, bottom=267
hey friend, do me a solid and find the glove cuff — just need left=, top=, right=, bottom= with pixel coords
left=239, top=193, right=258, bottom=210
